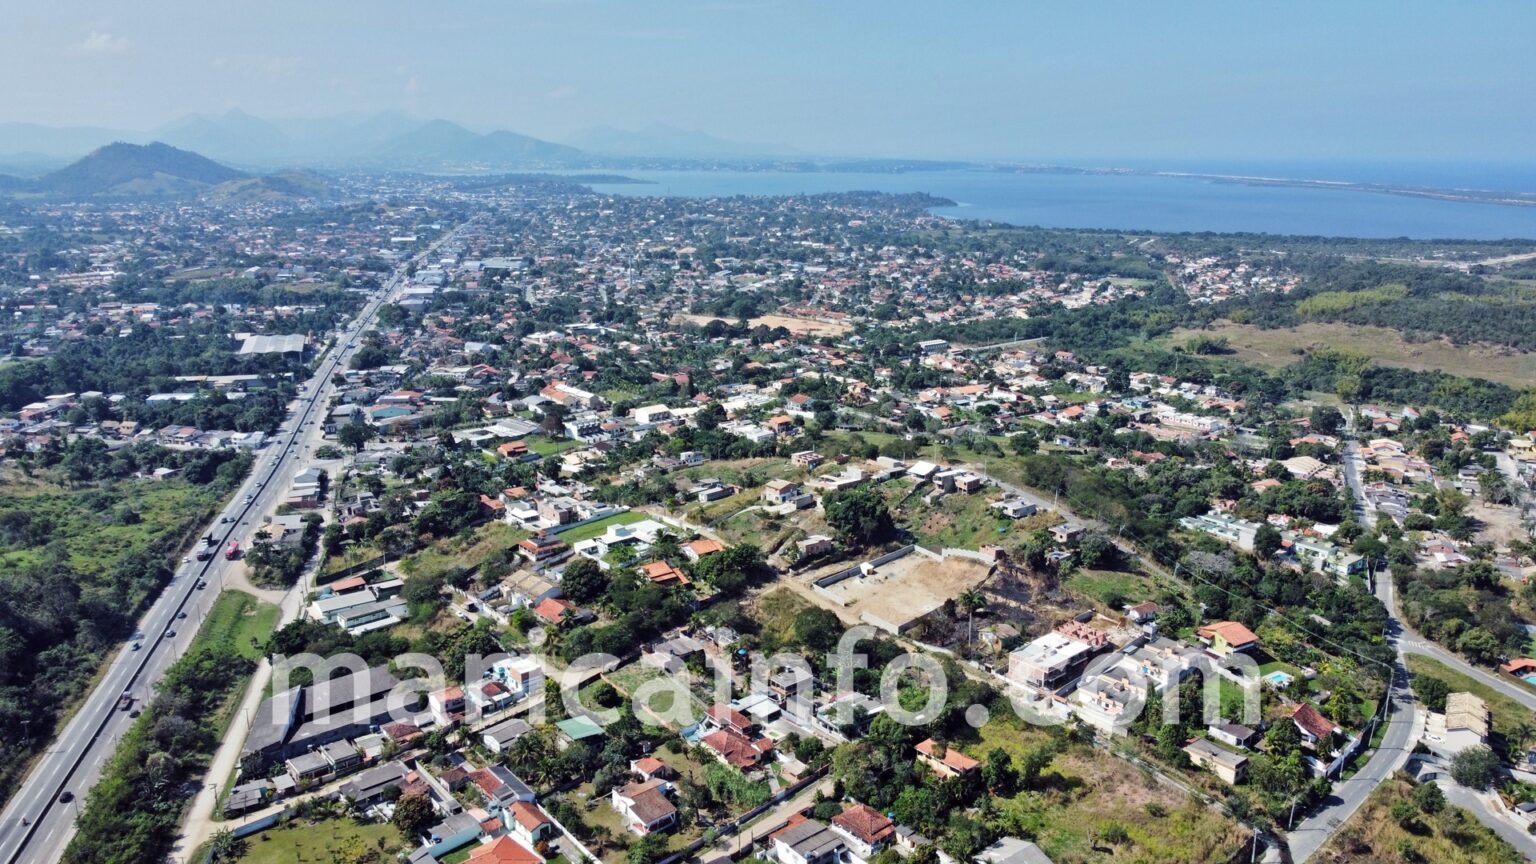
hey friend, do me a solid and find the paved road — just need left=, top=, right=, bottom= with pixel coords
left=1287, top=434, right=1536, bottom=860
left=0, top=227, right=465, bottom=864
left=1440, top=781, right=1536, bottom=860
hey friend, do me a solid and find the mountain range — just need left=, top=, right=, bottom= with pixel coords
left=0, top=110, right=792, bottom=172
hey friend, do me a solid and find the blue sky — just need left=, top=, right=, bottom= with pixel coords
left=6, top=0, right=1534, bottom=162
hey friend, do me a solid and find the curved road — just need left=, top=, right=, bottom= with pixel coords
left=0, top=226, right=463, bottom=864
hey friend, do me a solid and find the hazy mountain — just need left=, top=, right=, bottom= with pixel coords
left=368, top=119, right=587, bottom=167
left=154, top=109, right=291, bottom=164
left=0, top=112, right=594, bottom=170
left=0, top=122, right=143, bottom=159
left=566, top=123, right=796, bottom=159
left=33, top=142, right=248, bottom=196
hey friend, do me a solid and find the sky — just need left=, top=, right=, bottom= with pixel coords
left=5, top=0, right=1535, bottom=164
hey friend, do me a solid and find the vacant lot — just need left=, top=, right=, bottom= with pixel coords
left=1165, top=321, right=1536, bottom=387
left=971, top=720, right=1249, bottom=864
left=676, top=312, right=852, bottom=336
left=0, top=471, right=221, bottom=575
left=805, top=551, right=990, bottom=632
left=1315, top=774, right=1522, bottom=864
left=233, top=818, right=405, bottom=864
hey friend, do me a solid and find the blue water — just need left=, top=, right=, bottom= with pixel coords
left=582, top=168, right=1536, bottom=240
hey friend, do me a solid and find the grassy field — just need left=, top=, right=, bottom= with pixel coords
left=0, top=472, right=222, bottom=575
left=889, top=484, right=1014, bottom=549
left=555, top=510, right=649, bottom=544
left=1315, top=774, right=1522, bottom=864
left=202, top=591, right=281, bottom=661
left=399, top=521, right=530, bottom=579
left=525, top=435, right=582, bottom=457
left=971, top=719, right=1249, bottom=863
left=233, top=818, right=405, bottom=864
left=1064, top=567, right=1158, bottom=611
left=1405, top=654, right=1533, bottom=740
left=1164, top=321, right=1536, bottom=387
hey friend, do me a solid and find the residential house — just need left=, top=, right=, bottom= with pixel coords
left=610, top=779, right=677, bottom=835
left=1183, top=738, right=1248, bottom=784
left=1291, top=703, right=1340, bottom=752
left=1196, top=621, right=1259, bottom=657
left=771, top=817, right=847, bottom=864
left=914, top=738, right=979, bottom=778
left=830, top=803, right=895, bottom=863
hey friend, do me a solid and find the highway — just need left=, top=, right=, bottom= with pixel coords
left=0, top=226, right=463, bottom=864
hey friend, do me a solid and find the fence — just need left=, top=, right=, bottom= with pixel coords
left=317, top=553, right=386, bottom=584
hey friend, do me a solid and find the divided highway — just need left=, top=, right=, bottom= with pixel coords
left=0, top=228, right=461, bottom=864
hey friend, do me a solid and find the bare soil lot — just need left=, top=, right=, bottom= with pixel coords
left=800, top=551, right=990, bottom=632
left=676, top=313, right=852, bottom=337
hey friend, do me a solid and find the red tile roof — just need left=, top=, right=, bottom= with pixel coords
left=1291, top=703, right=1337, bottom=740
left=832, top=803, right=895, bottom=845
left=465, top=835, right=542, bottom=864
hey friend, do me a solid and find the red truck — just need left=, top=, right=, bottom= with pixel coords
left=224, top=541, right=240, bottom=561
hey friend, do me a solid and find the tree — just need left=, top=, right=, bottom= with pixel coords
left=1456, top=628, right=1501, bottom=666
left=1077, top=531, right=1117, bottom=569
left=1254, top=524, right=1283, bottom=559
left=338, top=419, right=376, bottom=452
left=794, top=608, right=845, bottom=654
left=823, top=487, right=896, bottom=547
left=957, top=588, right=985, bottom=644
left=1449, top=746, right=1502, bottom=789
left=392, top=790, right=436, bottom=838
left=627, top=832, right=669, bottom=864
left=560, top=557, right=609, bottom=604
left=1411, top=675, right=1449, bottom=712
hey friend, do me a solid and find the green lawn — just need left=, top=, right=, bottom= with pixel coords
left=233, top=819, right=405, bottom=864
left=1405, top=654, right=1534, bottom=739
left=555, top=510, right=649, bottom=544
left=525, top=435, right=582, bottom=457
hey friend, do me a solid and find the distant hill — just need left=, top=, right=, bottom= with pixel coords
left=201, top=170, right=336, bottom=203
left=34, top=142, right=248, bottom=196
left=566, top=123, right=796, bottom=159
left=369, top=120, right=587, bottom=167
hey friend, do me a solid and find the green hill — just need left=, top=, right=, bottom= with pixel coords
left=34, top=141, right=247, bottom=196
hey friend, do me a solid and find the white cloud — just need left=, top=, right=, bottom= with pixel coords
left=72, top=30, right=128, bottom=54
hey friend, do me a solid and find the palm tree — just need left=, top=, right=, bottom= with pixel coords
left=957, top=588, right=986, bottom=644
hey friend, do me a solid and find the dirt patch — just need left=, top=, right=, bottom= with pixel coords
left=676, top=313, right=852, bottom=337
left=803, top=551, right=990, bottom=632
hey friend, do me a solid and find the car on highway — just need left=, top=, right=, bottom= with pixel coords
left=163, top=629, right=175, bottom=639
left=58, top=791, right=73, bottom=803
left=196, top=580, right=207, bottom=589
left=131, top=641, right=141, bottom=651
left=176, top=611, right=187, bottom=619
left=221, top=516, right=232, bottom=524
